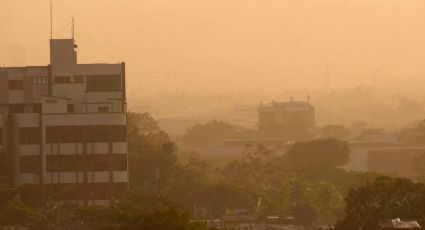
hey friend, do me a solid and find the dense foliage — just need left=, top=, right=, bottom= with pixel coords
left=0, top=113, right=405, bottom=229
left=181, top=120, right=256, bottom=147
left=336, top=177, right=425, bottom=230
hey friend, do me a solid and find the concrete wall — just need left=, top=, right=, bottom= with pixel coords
left=42, top=96, right=68, bottom=114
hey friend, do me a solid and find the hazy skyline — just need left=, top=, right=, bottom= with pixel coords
left=2, top=0, right=425, bottom=98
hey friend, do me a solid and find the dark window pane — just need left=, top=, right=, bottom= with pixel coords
left=46, top=125, right=127, bottom=143
left=32, top=76, right=48, bottom=85
left=86, top=75, right=121, bottom=92
left=8, top=80, right=24, bottom=90
left=67, top=104, right=74, bottom=113
left=33, top=104, right=41, bottom=113
left=46, top=154, right=127, bottom=172
left=20, top=156, right=41, bottom=173
left=98, top=106, right=109, bottom=113
left=19, top=127, right=40, bottom=144
left=10, top=104, right=24, bottom=113
left=54, top=76, right=70, bottom=83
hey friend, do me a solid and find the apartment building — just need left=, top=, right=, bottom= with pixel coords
left=0, top=38, right=127, bottom=206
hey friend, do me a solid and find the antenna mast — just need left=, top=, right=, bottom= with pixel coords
left=72, top=17, right=75, bottom=39
left=50, top=0, right=53, bottom=39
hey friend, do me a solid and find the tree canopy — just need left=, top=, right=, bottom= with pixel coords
left=336, top=177, right=425, bottom=230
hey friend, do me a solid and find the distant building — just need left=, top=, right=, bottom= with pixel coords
left=265, top=216, right=305, bottom=230
left=222, top=208, right=259, bottom=230
left=379, top=218, right=421, bottom=229
left=258, top=100, right=315, bottom=141
left=345, top=142, right=425, bottom=176
left=0, top=38, right=127, bottom=206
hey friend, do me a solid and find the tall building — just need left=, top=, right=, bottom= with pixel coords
left=258, top=99, right=315, bottom=141
left=0, top=39, right=127, bottom=206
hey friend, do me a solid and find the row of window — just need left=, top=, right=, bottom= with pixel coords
left=9, top=104, right=113, bottom=114
left=53, top=75, right=84, bottom=84
left=9, top=80, right=24, bottom=90
left=9, top=104, right=41, bottom=113
left=21, top=183, right=127, bottom=203
left=47, top=154, right=127, bottom=172
left=33, top=76, right=48, bottom=85
left=86, top=75, right=121, bottom=92
left=18, top=125, right=126, bottom=144
left=8, top=74, right=122, bottom=92
left=46, top=125, right=126, bottom=143
left=19, top=154, right=127, bottom=173
left=9, top=77, right=48, bottom=89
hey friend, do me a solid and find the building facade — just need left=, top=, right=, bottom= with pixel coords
left=0, top=39, right=128, bottom=206
left=258, top=100, right=315, bottom=141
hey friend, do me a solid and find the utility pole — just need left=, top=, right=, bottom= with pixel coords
left=156, top=167, right=162, bottom=209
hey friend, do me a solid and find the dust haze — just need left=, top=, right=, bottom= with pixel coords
left=3, top=1, right=425, bottom=229
left=3, top=0, right=425, bottom=129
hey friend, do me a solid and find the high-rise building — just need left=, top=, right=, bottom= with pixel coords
left=0, top=39, right=127, bottom=206
left=258, top=100, right=315, bottom=141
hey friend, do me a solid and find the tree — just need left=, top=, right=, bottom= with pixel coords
left=278, top=178, right=343, bottom=226
left=182, top=120, right=255, bottom=147
left=0, top=178, right=37, bottom=228
left=30, top=202, right=114, bottom=230
left=106, top=190, right=215, bottom=230
left=285, top=139, right=350, bottom=169
left=127, top=112, right=179, bottom=191
left=293, top=203, right=317, bottom=230
left=319, top=125, right=350, bottom=140
left=398, top=120, right=425, bottom=144
left=411, top=153, right=425, bottom=180
left=335, top=177, right=425, bottom=230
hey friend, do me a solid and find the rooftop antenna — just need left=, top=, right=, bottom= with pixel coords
left=71, top=17, right=75, bottom=39
left=50, top=0, right=53, bottom=39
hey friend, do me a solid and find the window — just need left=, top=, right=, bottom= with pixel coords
left=19, top=156, right=41, bottom=173
left=9, top=104, right=24, bottom=113
left=111, top=125, right=127, bottom=142
left=98, top=106, right=109, bottom=113
left=74, top=75, right=84, bottom=83
left=8, top=80, right=24, bottom=90
left=33, top=104, right=42, bottom=113
left=32, top=76, right=48, bottom=85
left=67, top=104, right=74, bottom=113
left=19, top=127, right=40, bottom=144
left=86, top=75, right=121, bottom=92
left=46, top=125, right=127, bottom=143
left=46, top=154, right=127, bottom=172
left=54, top=76, right=70, bottom=83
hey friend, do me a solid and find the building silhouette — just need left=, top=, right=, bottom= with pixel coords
left=258, top=100, right=315, bottom=141
left=0, top=38, right=127, bottom=206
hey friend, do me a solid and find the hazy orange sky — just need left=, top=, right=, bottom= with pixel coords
left=1, top=0, right=425, bottom=98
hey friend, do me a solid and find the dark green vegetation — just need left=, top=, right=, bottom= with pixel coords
left=2, top=113, right=424, bottom=229
left=0, top=178, right=213, bottom=230
left=399, top=119, right=425, bottom=144
left=181, top=120, right=256, bottom=147
left=336, top=177, right=425, bottom=230
left=126, top=113, right=380, bottom=228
